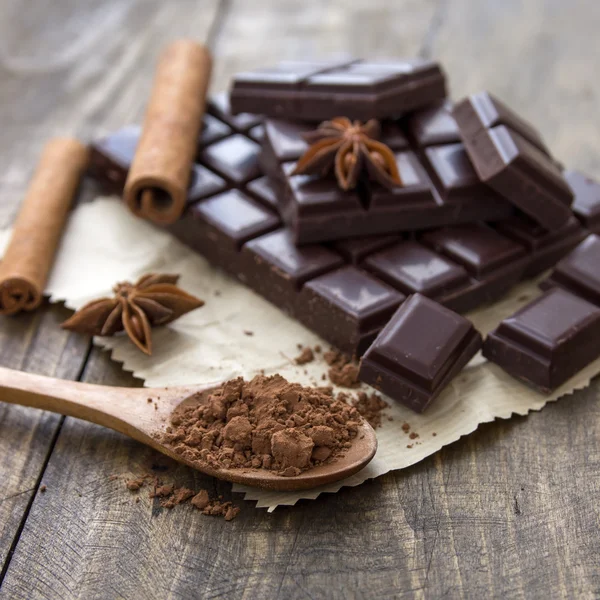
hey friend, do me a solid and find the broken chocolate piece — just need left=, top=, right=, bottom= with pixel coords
left=359, top=294, right=482, bottom=412
left=483, top=287, right=600, bottom=392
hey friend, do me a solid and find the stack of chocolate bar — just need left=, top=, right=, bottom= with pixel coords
left=87, top=57, right=600, bottom=412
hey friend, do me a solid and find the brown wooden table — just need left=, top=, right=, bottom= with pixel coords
left=1, top=1, right=599, bottom=598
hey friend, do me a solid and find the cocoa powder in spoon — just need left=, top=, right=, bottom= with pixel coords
left=162, top=374, right=364, bottom=477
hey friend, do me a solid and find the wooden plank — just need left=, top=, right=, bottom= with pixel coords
left=0, top=303, right=90, bottom=568
left=3, top=0, right=600, bottom=598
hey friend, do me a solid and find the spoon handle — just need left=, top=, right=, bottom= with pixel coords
left=0, top=366, right=183, bottom=442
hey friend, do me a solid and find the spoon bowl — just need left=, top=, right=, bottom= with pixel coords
left=0, top=366, right=377, bottom=491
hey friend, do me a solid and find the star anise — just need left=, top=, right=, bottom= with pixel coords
left=61, top=274, right=204, bottom=355
left=292, top=117, right=403, bottom=191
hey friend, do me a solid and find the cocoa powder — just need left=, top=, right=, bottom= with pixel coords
left=123, top=477, right=240, bottom=520
left=324, top=350, right=360, bottom=388
left=294, top=346, right=314, bottom=365
left=345, top=391, right=389, bottom=429
left=161, top=374, right=363, bottom=477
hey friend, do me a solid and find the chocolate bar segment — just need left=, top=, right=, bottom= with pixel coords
left=566, top=170, right=600, bottom=233
left=540, top=234, right=600, bottom=306
left=453, top=92, right=573, bottom=231
left=359, top=293, right=482, bottom=412
left=230, top=58, right=447, bottom=121
left=87, top=104, right=585, bottom=357
left=262, top=118, right=513, bottom=244
left=483, top=287, right=600, bottom=392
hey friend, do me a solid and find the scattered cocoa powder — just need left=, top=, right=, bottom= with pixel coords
left=161, top=374, right=363, bottom=477
left=324, top=350, right=360, bottom=388
left=125, top=477, right=147, bottom=492
left=345, top=391, right=389, bottom=429
left=160, top=487, right=195, bottom=509
left=122, top=476, right=240, bottom=520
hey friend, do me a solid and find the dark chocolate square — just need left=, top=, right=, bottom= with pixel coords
left=299, top=266, right=405, bottom=355
left=406, top=101, right=460, bottom=147
left=246, top=176, right=280, bottom=211
left=541, top=235, right=600, bottom=306
left=423, top=143, right=501, bottom=203
left=363, top=241, right=471, bottom=299
left=359, top=293, right=482, bottom=412
left=241, top=229, right=344, bottom=311
left=207, top=92, right=263, bottom=131
left=189, top=190, right=280, bottom=251
left=199, top=134, right=262, bottom=185
left=199, top=114, right=232, bottom=148
left=421, top=224, right=527, bottom=277
left=368, top=151, right=438, bottom=209
left=566, top=170, right=600, bottom=233
left=484, top=287, right=600, bottom=392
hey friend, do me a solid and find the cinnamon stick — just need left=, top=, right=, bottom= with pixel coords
left=0, top=138, right=89, bottom=315
left=123, top=40, right=212, bottom=225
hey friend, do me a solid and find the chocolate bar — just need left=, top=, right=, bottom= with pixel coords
left=261, top=118, right=513, bottom=244
left=483, top=287, right=600, bottom=392
left=230, top=59, right=447, bottom=121
left=359, top=293, right=482, bottom=412
left=453, top=92, right=573, bottom=231
left=566, top=170, right=600, bottom=233
left=540, top=234, right=600, bottom=306
left=87, top=100, right=586, bottom=356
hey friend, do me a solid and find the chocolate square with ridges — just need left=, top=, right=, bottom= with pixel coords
left=359, top=293, right=482, bottom=412
left=299, top=266, right=405, bottom=355
left=566, top=170, right=600, bottom=233
left=483, top=287, right=600, bottom=392
left=207, top=92, right=263, bottom=131
left=423, top=143, right=508, bottom=206
left=406, top=101, right=461, bottom=147
left=199, top=114, right=232, bottom=148
left=421, top=224, right=527, bottom=277
left=246, top=176, right=280, bottom=211
left=541, top=235, right=600, bottom=306
left=199, top=134, right=262, bottom=186
left=241, top=229, right=344, bottom=312
left=363, top=241, right=471, bottom=299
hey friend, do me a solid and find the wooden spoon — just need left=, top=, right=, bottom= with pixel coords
left=0, top=366, right=377, bottom=491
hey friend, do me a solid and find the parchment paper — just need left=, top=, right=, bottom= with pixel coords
left=2, top=197, right=597, bottom=511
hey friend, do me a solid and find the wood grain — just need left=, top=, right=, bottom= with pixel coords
left=1, top=0, right=600, bottom=598
left=0, top=303, right=89, bottom=568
